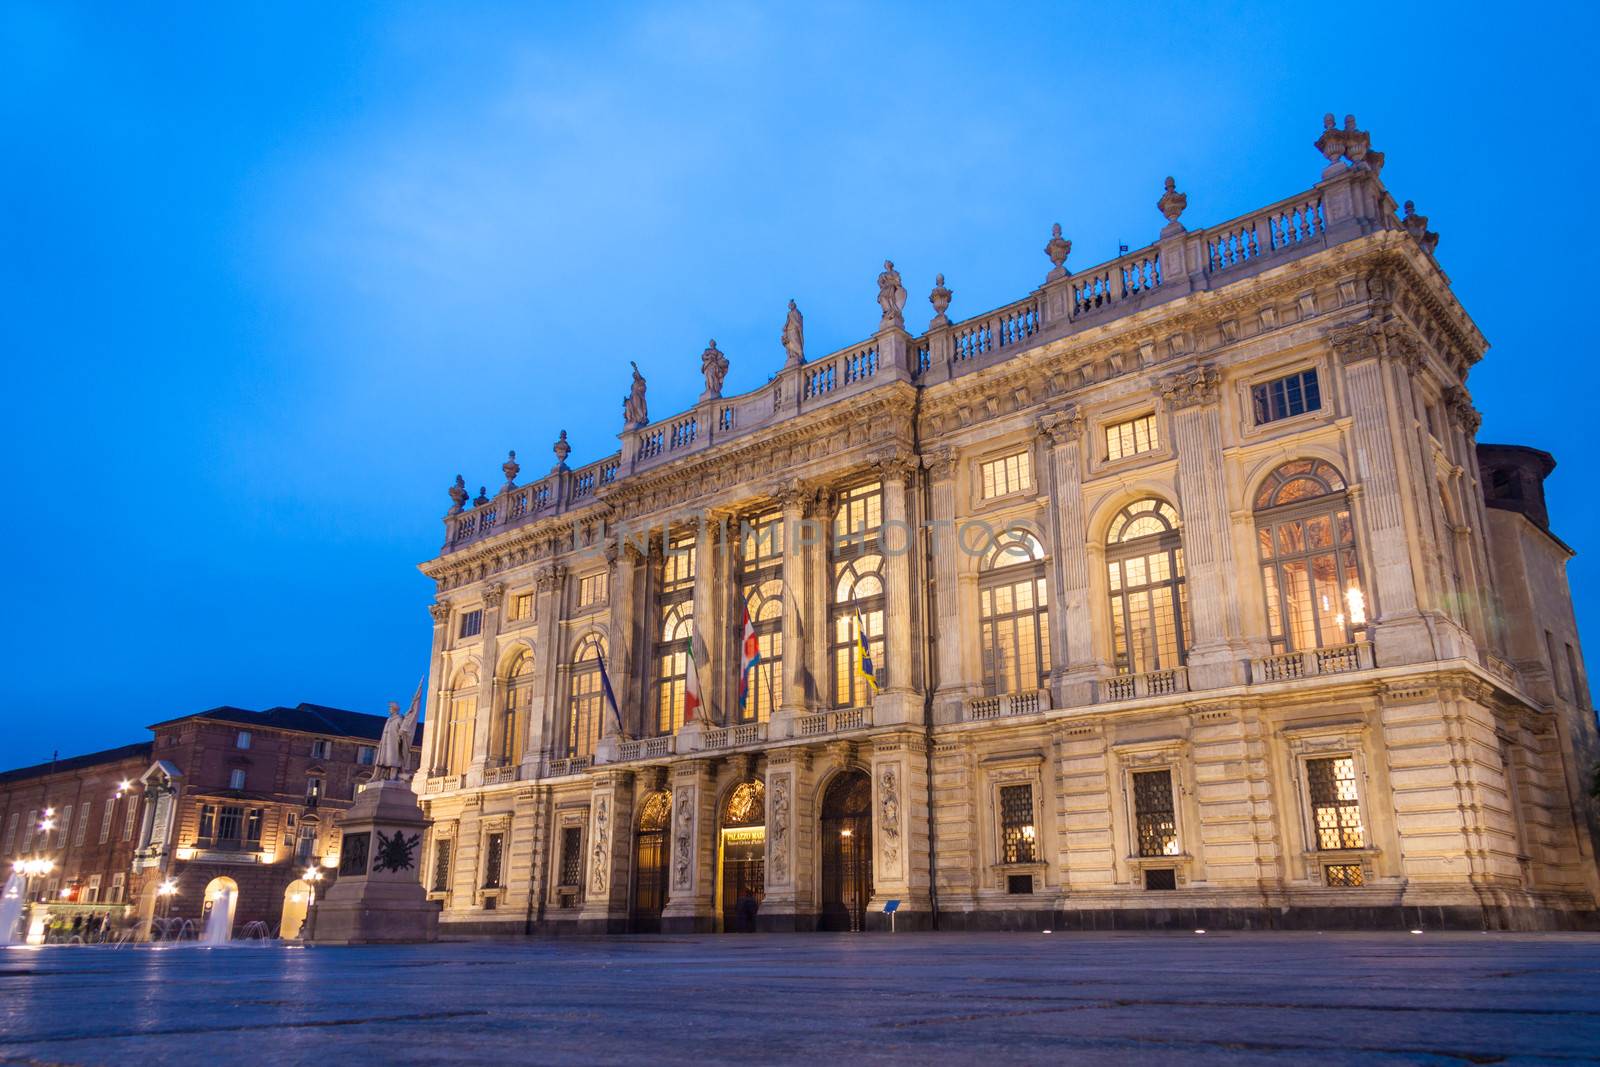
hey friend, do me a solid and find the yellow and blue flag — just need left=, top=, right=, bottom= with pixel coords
left=853, top=609, right=879, bottom=694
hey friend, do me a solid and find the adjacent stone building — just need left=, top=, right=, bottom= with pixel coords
left=415, top=114, right=1600, bottom=934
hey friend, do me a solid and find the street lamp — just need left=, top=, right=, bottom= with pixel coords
left=303, top=866, right=324, bottom=907
left=157, top=879, right=178, bottom=921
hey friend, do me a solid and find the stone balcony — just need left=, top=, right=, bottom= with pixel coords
left=1250, top=641, right=1375, bottom=684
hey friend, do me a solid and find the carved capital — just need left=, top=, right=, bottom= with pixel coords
left=872, top=452, right=917, bottom=484
left=428, top=602, right=451, bottom=626
left=1442, top=386, right=1481, bottom=436
left=535, top=564, right=567, bottom=592
left=1038, top=405, right=1085, bottom=446
left=1158, top=364, right=1221, bottom=410
left=922, top=445, right=958, bottom=482
left=481, top=582, right=506, bottom=608
left=1328, top=321, right=1379, bottom=365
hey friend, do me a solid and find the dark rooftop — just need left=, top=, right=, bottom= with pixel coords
left=147, top=702, right=421, bottom=743
left=0, top=740, right=153, bottom=786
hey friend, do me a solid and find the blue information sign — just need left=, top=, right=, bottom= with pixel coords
left=883, top=899, right=900, bottom=913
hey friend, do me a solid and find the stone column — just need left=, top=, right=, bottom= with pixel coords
left=576, top=770, right=634, bottom=933
left=805, top=489, right=834, bottom=713
left=468, top=583, right=506, bottom=784
left=924, top=447, right=970, bottom=724
left=1161, top=366, right=1249, bottom=689
left=602, top=542, right=643, bottom=749
left=691, top=516, right=725, bottom=728
left=1331, top=326, right=1431, bottom=664
left=759, top=747, right=813, bottom=929
left=523, top=564, right=566, bottom=776
left=660, top=759, right=718, bottom=933
left=875, top=455, right=919, bottom=726
left=867, top=731, right=930, bottom=928
left=774, top=487, right=811, bottom=733
left=1039, top=407, right=1100, bottom=705
left=422, top=602, right=451, bottom=775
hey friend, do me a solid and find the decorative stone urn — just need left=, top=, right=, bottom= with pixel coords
left=306, top=779, right=440, bottom=944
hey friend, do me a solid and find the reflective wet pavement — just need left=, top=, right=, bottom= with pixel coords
left=2, top=931, right=1598, bottom=1064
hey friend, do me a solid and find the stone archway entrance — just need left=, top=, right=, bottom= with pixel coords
left=280, top=880, right=310, bottom=939
left=820, top=770, right=873, bottom=932
left=201, top=876, right=239, bottom=939
left=631, top=790, right=672, bottom=933
left=718, top=779, right=765, bottom=932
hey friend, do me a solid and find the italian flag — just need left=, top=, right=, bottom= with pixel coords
left=684, top=630, right=705, bottom=723
left=737, top=606, right=762, bottom=711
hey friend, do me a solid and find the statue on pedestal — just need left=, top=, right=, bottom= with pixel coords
left=374, top=682, right=421, bottom=782
left=877, top=260, right=907, bottom=328
left=699, top=340, right=729, bottom=400
left=623, top=361, right=649, bottom=428
left=782, top=300, right=805, bottom=368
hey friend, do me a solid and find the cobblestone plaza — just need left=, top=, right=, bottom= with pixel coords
left=3, top=933, right=1598, bottom=1064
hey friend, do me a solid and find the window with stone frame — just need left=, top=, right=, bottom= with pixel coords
left=999, top=784, right=1037, bottom=863
left=578, top=572, right=608, bottom=608
left=1132, top=770, right=1179, bottom=857
left=832, top=481, right=886, bottom=708
left=431, top=837, right=453, bottom=893
left=458, top=609, right=483, bottom=639
left=1105, top=413, right=1159, bottom=462
left=4, top=810, right=18, bottom=852
left=509, top=591, right=534, bottom=622
left=99, top=798, right=115, bottom=843
left=980, top=450, right=1032, bottom=499
left=73, top=803, right=90, bottom=847
left=216, top=805, right=243, bottom=847
left=110, top=872, right=125, bottom=903
left=1254, top=460, right=1367, bottom=653
left=1306, top=756, right=1365, bottom=850
left=739, top=510, right=784, bottom=723
left=558, top=825, right=583, bottom=888
left=653, top=532, right=697, bottom=736
left=22, top=809, right=36, bottom=851
left=122, top=797, right=137, bottom=841
left=1251, top=368, right=1322, bottom=425
left=197, top=804, right=217, bottom=846
left=482, top=831, right=505, bottom=889
left=566, top=634, right=606, bottom=758
left=1106, top=499, right=1191, bottom=674
left=497, top=650, right=534, bottom=767
left=440, top=665, right=478, bottom=776
left=85, top=873, right=101, bottom=903
left=979, top=529, right=1051, bottom=696
left=55, top=805, right=72, bottom=848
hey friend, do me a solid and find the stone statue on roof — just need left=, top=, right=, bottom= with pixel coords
left=877, top=260, right=907, bottom=329
left=700, top=340, right=729, bottom=400
left=623, top=361, right=648, bottom=428
left=782, top=300, right=804, bottom=368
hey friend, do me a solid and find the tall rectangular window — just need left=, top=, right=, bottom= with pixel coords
left=245, top=808, right=263, bottom=846
left=310, top=740, right=329, bottom=759
left=73, top=803, right=90, bottom=847
left=980, top=451, right=1033, bottom=499
left=739, top=510, right=784, bottom=724
left=217, top=805, right=244, bottom=846
left=1105, top=414, right=1159, bottom=461
left=110, top=872, right=126, bottom=903
left=99, top=799, right=115, bottom=843
left=22, top=809, right=36, bottom=851
left=559, top=826, right=583, bottom=887
left=482, top=832, right=505, bottom=889
left=123, top=797, right=138, bottom=841
left=2, top=811, right=16, bottom=852
left=306, top=777, right=324, bottom=801
left=654, top=533, right=697, bottom=736
left=229, top=769, right=247, bottom=790
left=236, top=731, right=251, bottom=749
left=1306, top=757, right=1364, bottom=850
left=999, top=784, right=1037, bottom=863
left=431, top=838, right=453, bottom=893
left=832, top=482, right=886, bottom=708
left=1251, top=369, right=1322, bottom=425
left=1133, top=770, right=1178, bottom=857
left=357, top=745, right=375, bottom=766
left=509, top=592, right=534, bottom=622
left=55, top=805, right=72, bottom=848
left=295, top=824, right=316, bottom=864
left=197, top=804, right=217, bottom=845
left=85, top=874, right=101, bottom=903
left=459, top=609, right=483, bottom=639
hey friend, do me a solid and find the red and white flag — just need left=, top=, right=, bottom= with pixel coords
left=737, top=606, right=762, bottom=712
left=684, top=631, right=705, bottom=723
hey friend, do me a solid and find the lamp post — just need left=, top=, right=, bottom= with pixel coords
left=303, top=866, right=323, bottom=907
left=157, top=879, right=178, bottom=921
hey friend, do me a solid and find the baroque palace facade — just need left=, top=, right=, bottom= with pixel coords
left=415, top=115, right=1600, bottom=934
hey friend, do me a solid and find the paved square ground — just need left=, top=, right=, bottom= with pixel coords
left=2, top=932, right=1599, bottom=1064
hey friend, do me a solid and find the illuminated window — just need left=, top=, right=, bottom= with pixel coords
left=831, top=482, right=886, bottom=708
left=1252, top=369, right=1321, bottom=425
left=1105, top=414, right=1159, bottom=462
left=979, top=530, right=1051, bottom=696
left=1133, top=770, right=1179, bottom=857
left=578, top=573, right=608, bottom=607
left=1324, top=863, right=1364, bottom=887
left=566, top=634, right=606, bottom=758
left=498, top=651, right=534, bottom=767
left=1000, top=784, right=1037, bottom=863
left=305, top=777, right=322, bottom=800
left=653, top=533, right=697, bottom=735
left=85, top=873, right=101, bottom=903
left=1306, top=756, right=1365, bottom=850
left=431, top=838, right=452, bottom=893
left=458, top=609, right=483, bottom=639
left=439, top=666, right=478, bottom=776
left=980, top=450, right=1033, bottom=499
left=1254, top=460, right=1366, bottom=652
left=482, top=832, right=505, bottom=889
left=109, top=872, right=126, bottom=903
left=739, top=511, right=784, bottom=724
left=509, top=592, right=534, bottom=622
left=1106, top=499, right=1190, bottom=674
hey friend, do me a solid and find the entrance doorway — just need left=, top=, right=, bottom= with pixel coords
left=280, top=880, right=310, bottom=939
left=820, top=770, right=873, bottom=932
left=201, top=876, right=239, bottom=938
left=718, top=779, right=765, bottom=931
left=631, top=790, right=672, bottom=933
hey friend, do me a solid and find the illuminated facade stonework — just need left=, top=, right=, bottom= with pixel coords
left=416, top=115, right=1600, bottom=933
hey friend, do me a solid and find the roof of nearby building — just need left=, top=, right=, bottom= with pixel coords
left=147, top=702, right=421, bottom=742
left=0, top=740, right=154, bottom=786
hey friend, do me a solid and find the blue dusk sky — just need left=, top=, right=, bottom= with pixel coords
left=2, top=2, right=1597, bottom=763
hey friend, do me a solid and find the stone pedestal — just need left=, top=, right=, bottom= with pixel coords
left=308, top=779, right=440, bottom=945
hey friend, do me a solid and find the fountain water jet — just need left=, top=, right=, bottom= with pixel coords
left=201, top=888, right=233, bottom=945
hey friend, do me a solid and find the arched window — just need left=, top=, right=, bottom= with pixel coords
left=1253, top=460, right=1367, bottom=652
left=440, top=666, right=478, bottom=776
left=739, top=511, right=784, bottom=724
left=832, top=553, right=885, bottom=708
left=979, top=528, right=1051, bottom=696
left=566, top=634, right=607, bottom=758
left=497, top=651, right=534, bottom=768
left=1106, top=499, right=1190, bottom=674
left=653, top=533, right=696, bottom=736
